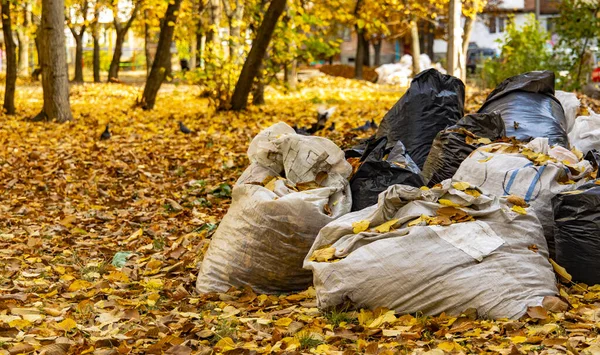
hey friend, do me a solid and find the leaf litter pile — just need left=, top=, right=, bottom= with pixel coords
left=2, top=79, right=600, bottom=354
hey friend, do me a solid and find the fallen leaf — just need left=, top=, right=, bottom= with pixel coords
left=56, top=318, right=77, bottom=332
left=526, top=306, right=548, bottom=320
left=550, top=259, right=573, bottom=283
left=511, top=205, right=527, bottom=215
left=352, top=220, right=370, bottom=234
left=374, top=219, right=399, bottom=233
left=309, top=247, right=336, bottom=262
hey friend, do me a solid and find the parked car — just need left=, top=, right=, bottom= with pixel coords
left=467, top=48, right=497, bottom=73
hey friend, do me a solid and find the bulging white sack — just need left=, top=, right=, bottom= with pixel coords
left=304, top=180, right=557, bottom=319
left=197, top=122, right=352, bottom=294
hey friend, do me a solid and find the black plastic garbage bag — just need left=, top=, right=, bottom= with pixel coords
left=553, top=183, right=600, bottom=285
left=349, top=137, right=425, bottom=211
left=422, top=112, right=506, bottom=187
left=479, top=71, right=569, bottom=147
left=376, top=69, right=465, bottom=169
left=585, top=149, right=600, bottom=170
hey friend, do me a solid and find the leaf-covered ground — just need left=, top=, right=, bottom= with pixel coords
left=1, top=78, right=600, bottom=355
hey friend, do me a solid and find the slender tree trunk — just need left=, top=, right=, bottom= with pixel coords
left=36, top=0, right=73, bottom=122
left=362, top=35, right=370, bottom=67
left=17, top=2, right=32, bottom=76
left=108, top=3, right=139, bottom=82
left=354, top=28, right=365, bottom=79
left=93, top=35, right=101, bottom=82
left=139, top=0, right=183, bottom=110
left=190, top=34, right=197, bottom=69
left=144, top=9, right=152, bottom=75
left=73, top=35, right=84, bottom=83
left=373, top=39, right=382, bottom=67
left=108, top=32, right=126, bottom=81
left=447, top=0, right=462, bottom=78
left=207, top=0, right=221, bottom=45
left=230, top=0, right=286, bottom=111
left=1, top=0, right=17, bottom=114
left=410, top=20, right=421, bottom=75
left=227, top=0, right=244, bottom=59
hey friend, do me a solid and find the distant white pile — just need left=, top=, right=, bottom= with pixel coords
left=375, top=54, right=446, bottom=86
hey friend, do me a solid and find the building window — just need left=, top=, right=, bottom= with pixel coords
left=498, top=16, right=506, bottom=33
left=488, top=16, right=497, bottom=34
left=546, top=18, right=556, bottom=32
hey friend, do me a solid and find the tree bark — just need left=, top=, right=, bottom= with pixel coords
left=36, top=0, right=73, bottom=122
left=92, top=5, right=101, bottom=82
left=139, top=0, right=183, bottom=110
left=362, top=35, right=370, bottom=67
left=223, top=0, right=244, bottom=59
left=108, top=2, right=139, bottom=82
left=1, top=0, right=17, bottom=114
left=230, top=0, right=286, bottom=111
left=72, top=34, right=85, bottom=83
left=144, top=9, right=152, bottom=75
left=206, top=0, right=221, bottom=45
left=354, top=28, right=365, bottom=79
left=410, top=19, right=421, bottom=75
left=286, top=59, right=297, bottom=90
left=353, top=0, right=365, bottom=79
left=447, top=0, right=462, bottom=78
left=16, top=3, right=31, bottom=76
left=93, top=35, right=101, bottom=82
left=373, top=39, right=382, bottom=67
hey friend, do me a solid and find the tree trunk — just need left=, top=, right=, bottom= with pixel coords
left=36, top=0, right=73, bottom=122
left=207, top=0, right=221, bottom=45
left=1, top=0, right=17, bottom=114
left=447, top=0, right=462, bottom=78
left=139, top=0, right=183, bottom=110
left=225, top=0, right=244, bottom=59
left=410, top=20, right=421, bottom=75
left=230, top=0, right=286, bottom=111
left=92, top=35, right=101, bottom=82
left=362, top=35, right=370, bottom=67
left=190, top=34, right=197, bottom=69
left=354, top=27, right=365, bottom=79
left=16, top=2, right=32, bottom=76
left=108, top=3, right=139, bottom=82
left=73, top=35, right=84, bottom=83
left=287, top=59, right=297, bottom=90
left=144, top=9, right=152, bottom=75
left=108, top=32, right=126, bottom=81
left=373, top=39, right=382, bottom=67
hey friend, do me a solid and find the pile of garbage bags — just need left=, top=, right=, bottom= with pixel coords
left=197, top=70, right=600, bottom=319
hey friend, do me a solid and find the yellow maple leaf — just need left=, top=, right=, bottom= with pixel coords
left=68, top=279, right=93, bottom=292
left=8, top=318, right=32, bottom=330
left=215, top=336, right=235, bottom=349
left=367, top=310, right=396, bottom=328
left=511, top=205, right=527, bottom=215
left=352, top=220, right=370, bottom=234
left=144, top=279, right=164, bottom=291
left=309, top=247, right=336, bottom=262
left=147, top=293, right=160, bottom=307
left=438, top=341, right=461, bottom=352
left=477, top=137, right=492, bottom=144
left=374, top=219, right=399, bottom=233
left=452, top=181, right=471, bottom=191
left=510, top=336, right=527, bottom=344
left=56, top=318, right=77, bottom=332
left=104, top=271, right=130, bottom=283
left=439, top=199, right=460, bottom=207
left=464, top=188, right=482, bottom=197
left=550, top=259, right=572, bottom=283
left=274, top=317, right=293, bottom=327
